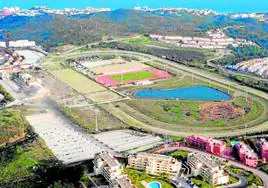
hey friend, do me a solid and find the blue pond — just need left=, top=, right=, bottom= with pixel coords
left=135, top=86, right=231, bottom=101
left=148, top=182, right=162, bottom=188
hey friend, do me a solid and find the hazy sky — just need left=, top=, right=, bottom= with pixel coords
left=0, top=0, right=267, bottom=13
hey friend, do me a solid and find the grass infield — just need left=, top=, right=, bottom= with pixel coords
left=111, top=71, right=156, bottom=82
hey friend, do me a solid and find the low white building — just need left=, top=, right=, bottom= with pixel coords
left=187, top=153, right=229, bottom=185
left=0, top=41, right=6, bottom=48
left=9, top=40, right=36, bottom=48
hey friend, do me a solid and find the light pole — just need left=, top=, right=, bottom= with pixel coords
left=95, top=109, right=99, bottom=132
left=244, top=124, right=247, bottom=138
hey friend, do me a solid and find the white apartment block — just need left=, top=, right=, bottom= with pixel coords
left=9, top=40, right=36, bottom=48
left=187, top=153, right=229, bottom=185
left=128, top=153, right=182, bottom=177
left=0, top=42, right=6, bottom=48
left=93, top=152, right=133, bottom=188
left=149, top=29, right=255, bottom=50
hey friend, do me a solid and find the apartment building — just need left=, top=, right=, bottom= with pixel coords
left=128, top=153, right=182, bottom=177
left=235, top=143, right=259, bottom=167
left=93, top=152, right=134, bottom=188
left=257, top=139, right=268, bottom=163
left=187, top=153, right=229, bottom=185
left=186, top=135, right=227, bottom=156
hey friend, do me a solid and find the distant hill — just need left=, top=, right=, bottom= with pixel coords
left=0, top=9, right=267, bottom=49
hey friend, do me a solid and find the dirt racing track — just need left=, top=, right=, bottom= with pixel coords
left=49, top=49, right=268, bottom=138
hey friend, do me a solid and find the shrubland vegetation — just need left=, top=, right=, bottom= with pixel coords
left=95, top=41, right=207, bottom=65
left=0, top=85, right=14, bottom=103
left=228, top=166, right=263, bottom=186
left=0, top=110, right=27, bottom=145
left=0, top=140, right=53, bottom=183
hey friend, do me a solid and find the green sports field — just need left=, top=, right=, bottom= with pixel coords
left=111, top=71, right=156, bottom=82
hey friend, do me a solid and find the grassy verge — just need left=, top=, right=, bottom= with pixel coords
left=125, top=37, right=152, bottom=44
left=0, top=110, right=27, bottom=145
left=171, top=150, right=190, bottom=159
left=228, top=166, right=263, bottom=186
left=190, top=176, right=213, bottom=188
left=44, top=62, right=65, bottom=71
left=169, top=136, right=184, bottom=141
left=61, top=106, right=125, bottom=133
left=0, top=85, right=14, bottom=102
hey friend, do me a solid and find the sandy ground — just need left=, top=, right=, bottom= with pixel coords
left=82, top=57, right=125, bottom=69
left=85, top=90, right=122, bottom=103
left=91, top=61, right=149, bottom=75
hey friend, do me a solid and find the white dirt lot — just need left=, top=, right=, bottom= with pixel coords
left=91, top=61, right=149, bottom=75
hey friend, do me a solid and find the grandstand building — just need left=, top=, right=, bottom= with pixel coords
left=187, top=153, right=229, bottom=185
left=128, top=153, right=182, bottom=177
left=94, top=151, right=134, bottom=188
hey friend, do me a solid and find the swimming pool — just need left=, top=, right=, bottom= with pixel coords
left=135, top=86, right=231, bottom=101
left=148, top=182, right=162, bottom=188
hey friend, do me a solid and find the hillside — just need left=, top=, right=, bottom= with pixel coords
left=0, top=9, right=267, bottom=49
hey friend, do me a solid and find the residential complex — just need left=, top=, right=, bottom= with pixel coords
left=149, top=29, right=255, bottom=50
left=135, top=7, right=218, bottom=16
left=0, top=47, right=44, bottom=79
left=9, top=40, right=36, bottom=48
left=235, top=143, right=259, bottom=167
left=186, top=135, right=227, bottom=156
left=228, top=57, right=268, bottom=79
left=187, top=153, right=229, bottom=185
left=93, top=151, right=134, bottom=188
left=0, top=6, right=111, bottom=18
left=257, top=139, right=268, bottom=163
left=128, top=153, right=182, bottom=177
left=186, top=135, right=260, bottom=167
